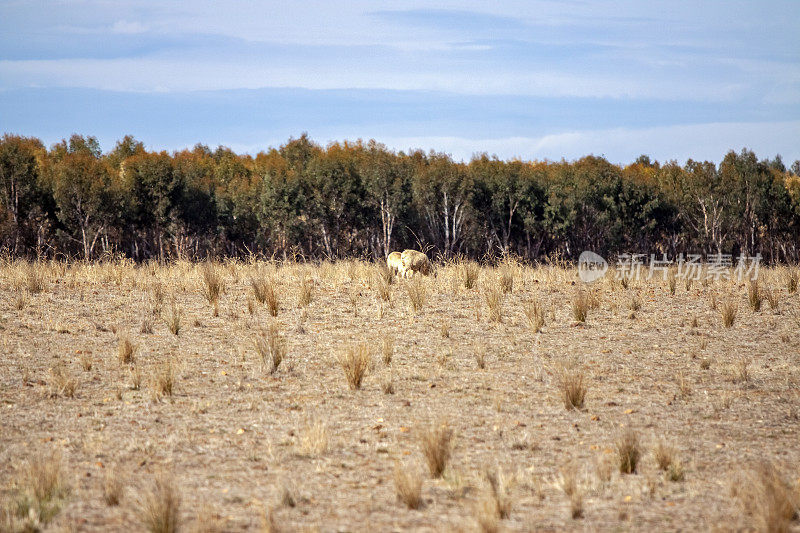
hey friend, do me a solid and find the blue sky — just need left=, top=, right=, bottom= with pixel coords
left=1, top=1, right=798, bottom=164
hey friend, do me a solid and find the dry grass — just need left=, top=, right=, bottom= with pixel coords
left=151, top=358, right=176, bottom=399
left=164, top=302, right=182, bottom=335
left=254, top=322, right=287, bottom=374
left=381, top=335, right=394, bottom=365
left=12, top=290, right=28, bottom=311
left=406, top=278, right=427, bottom=314
left=720, top=298, right=738, bottom=328
left=3, top=260, right=800, bottom=530
left=484, top=286, right=503, bottom=323
left=748, top=280, right=763, bottom=312
left=200, top=263, right=224, bottom=306
left=49, top=364, right=77, bottom=398
left=523, top=299, right=545, bottom=332
left=616, top=428, right=642, bottom=474
left=461, top=261, right=480, bottom=289
left=733, top=462, right=799, bottom=533
left=297, top=418, right=328, bottom=456
left=498, top=265, right=513, bottom=294
left=103, top=466, right=124, bottom=506
left=117, top=333, right=137, bottom=365
left=394, top=463, right=423, bottom=510
left=654, top=440, right=677, bottom=471
left=6, top=448, right=69, bottom=529
left=572, top=291, right=589, bottom=322
left=474, top=344, right=487, bottom=369
left=418, top=421, right=454, bottom=478
left=764, top=286, right=780, bottom=310
left=556, top=359, right=587, bottom=410
left=483, top=467, right=514, bottom=519
left=559, top=463, right=583, bottom=519
left=252, top=276, right=279, bottom=316
left=298, top=275, right=314, bottom=307
left=338, top=342, right=371, bottom=390
left=785, top=269, right=798, bottom=294
left=138, top=472, right=180, bottom=533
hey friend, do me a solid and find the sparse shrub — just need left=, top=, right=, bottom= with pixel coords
left=338, top=342, right=371, bottom=390
left=381, top=336, right=394, bottom=365
left=118, top=334, right=137, bottom=365
left=103, top=467, right=124, bottom=506
left=297, top=418, right=328, bottom=456
left=461, top=261, right=480, bottom=289
left=524, top=299, right=545, bottom=333
left=748, top=280, right=762, bottom=312
left=720, top=299, right=737, bottom=328
left=138, top=472, right=180, bottom=533
left=733, top=462, right=799, bottom=533
left=394, top=463, right=423, bottom=509
left=484, top=286, right=503, bottom=323
left=557, top=359, right=586, bottom=410
left=164, top=302, right=182, bottom=335
left=200, top=263, right=223, bottom=306
left=572, top=291, right=589, bottom=322
left=616, top=428, right=641, bottom=474
left=254, top=322, right=287, bottom=374
left=298, top=275, right=314, bottom=307
left=406, top=278, right=427, bottom=314
left=418, top=421, right=454, bottom=478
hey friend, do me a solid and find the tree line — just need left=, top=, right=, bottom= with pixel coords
left=1, top=133, right=799, bottom=263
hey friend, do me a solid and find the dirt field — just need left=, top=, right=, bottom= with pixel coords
left=1, top=259, right=798, bottom=532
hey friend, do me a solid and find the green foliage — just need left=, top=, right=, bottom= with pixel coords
left=0, top=133, right=798, bottom=263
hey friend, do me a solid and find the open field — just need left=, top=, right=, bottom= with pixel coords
left=1, top=258, right=799, bottom=532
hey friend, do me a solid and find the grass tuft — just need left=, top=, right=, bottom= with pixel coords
left=138, top=471, right=180, bottom=533
left=556, top=359, right=587, bottom=410
left=394, top=463, right=423, bottom=509
left=616, top=428, right=642, bottom=474
left=524, top=299, right=545, bottom=333
left=254, top=322, right=287, bottom=374
left=406, top=278, right=427, bottom=314
left=418, top=420, right=454, bottom=478
left=572, top=291, right=589, bottom=322
left=338, top=342, right=371, bottom=390
left=720, top=298, right=738, bottom=328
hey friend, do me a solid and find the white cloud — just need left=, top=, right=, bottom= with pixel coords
left=110, top=20, right=147, bottom=34
left=370, top=121, right=800, bottom=163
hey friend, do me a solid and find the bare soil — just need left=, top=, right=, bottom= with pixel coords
left=1, top=260, right=798, bottom=531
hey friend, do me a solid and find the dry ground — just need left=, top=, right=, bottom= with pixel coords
left=1, top=258, right=799, bottom=532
